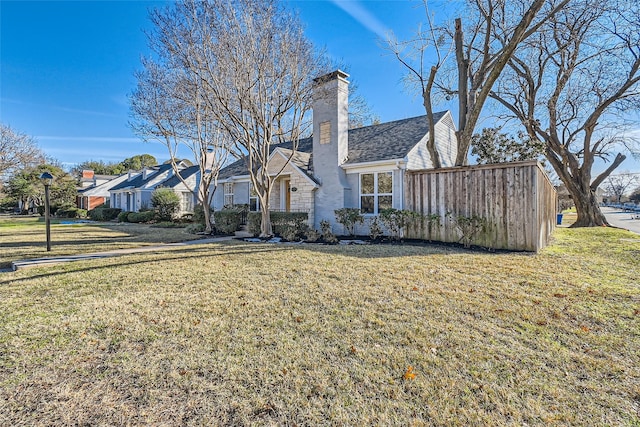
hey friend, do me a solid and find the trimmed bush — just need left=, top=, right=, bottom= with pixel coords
left=56, top=207, right=87, bottom=218
left=88, top=207, right=122, bottom=221
left=151, top=188, right=180, bottom=221
left=185, top=223, right=205, bottom=234
left=117, top=211, right=131, bottom=223
left=127, top=210, right=156, bottom=223
left=247, top=212, right=262, bottom=236
left=334, top=208, right=364, bottom=236
left=272, top=212, right=308, bottom=241
left=193, top=204, right=213, bottom=226
left=213, top=209, right=243, bottom=234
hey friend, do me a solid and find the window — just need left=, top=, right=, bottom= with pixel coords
left=181, top=192, right=193, bottom=213
left=320, top=121, right=331, bottom=144
left=115, top=193, right=121, bottom=209
left=223, top=183, right=234, bottom=207
left=360, top=172, right=393, bottom=214
left=249, top=184, right=259, bottom=211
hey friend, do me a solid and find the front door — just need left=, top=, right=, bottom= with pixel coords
left=284, top=179, right=291, bottom=212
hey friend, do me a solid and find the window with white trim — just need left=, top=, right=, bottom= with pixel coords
left=360, top=172, right=393, bottom=214
left=223, top=183, right=234, bottom=207
left=181, top=192, right=193, bottom=212
left=249, top=184, right=259, bottom=211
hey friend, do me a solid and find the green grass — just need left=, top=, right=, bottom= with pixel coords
left=0, top=215, right=202, bottom=269
left=0, top=218, right=639, bottom=425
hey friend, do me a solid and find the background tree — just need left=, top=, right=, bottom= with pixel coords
left=390, top=0, right=569, bottom=167
left=0, top=124, right=45, bottom=182
left=602, top=173, right=639, bottom=204
left=491, top=0, right=640, bottom=226
left=151, top=187, right=181, bottom=221
left=629, top=186, right=640, bottom=204
left=152, top=0, right=324, bottom=237
left=120, top=154, right=158, bottom=172
left=6, top=164, right=76, bottom=213
left=71, top=154, right=158, bottom=177
left=471, top=127, right=546, bottom=164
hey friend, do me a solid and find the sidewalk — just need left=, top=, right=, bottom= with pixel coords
left=10, top=236, right=234, bottom=271
left=601, top=207, right=640, bottom=235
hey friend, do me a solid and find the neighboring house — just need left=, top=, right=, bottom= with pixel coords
left=212, top=70, right=458, bottom=233
left=78, top=170, right=117, bottom=189
left=110, top=161, right=190, bottom=212
left=76, top=172, right=131, bottom=210
left=155, top=165, right=200, bottom=215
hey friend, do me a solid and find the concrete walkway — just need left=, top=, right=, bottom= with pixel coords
left=601, top=206, right=640, bottom=235
left=10, top=236, right=234, bottom=271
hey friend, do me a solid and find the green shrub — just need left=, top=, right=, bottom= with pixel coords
left=117, top=211, right=131, bottom=222
left=334, top=208, right=364, bottom=236
left=379, top=208, right=421, bottom=240
left=213, top=209, right=243, bottom=234
left=56, top=207, right=87, bottom=218
left=271, top=212, right=308, bottom=240
left=369, top=217, right=383, bottom=241
left=247, top=212, right=262, bottom=236
left=88, top=207, right=122, bottom=221
left=193, top=204, right=213, bottom=226
left=37, top=206, right=45, bottom=216
left=320, top=220, right=338, bottom=244
left=126, top=211, right=156, bottom=223
left=185, top=223, right=205, bottom=234
left=151, top=188, right=180, bottom=221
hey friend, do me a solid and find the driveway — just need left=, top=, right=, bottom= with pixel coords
left=601, top=206, right=640, bottom=235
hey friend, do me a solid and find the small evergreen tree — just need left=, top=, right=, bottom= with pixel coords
left=151, top=188, right=180, bottom=221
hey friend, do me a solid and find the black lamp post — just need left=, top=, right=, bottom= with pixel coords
left=39, top=172, right=53, bottom=251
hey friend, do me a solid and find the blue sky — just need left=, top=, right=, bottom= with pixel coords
left=1, top=0, right=638, bottom=174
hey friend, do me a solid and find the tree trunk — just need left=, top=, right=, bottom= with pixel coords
left=260, top=204, right=273, bottom=237
left=566, top=181, right=608, bottom=227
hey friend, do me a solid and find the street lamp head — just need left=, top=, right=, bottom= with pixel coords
left=39, top=172, right=54, bottom=186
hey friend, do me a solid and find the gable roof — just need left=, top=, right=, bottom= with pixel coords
left=78, top=173, right=130, bottom=196
left=158, top=165, right=199, bottom=188
left=110, top=163, right=174, bottom=191
left=217, top=112, right=447, bottom=179
left=345, top=113, right=446, bottom=164
left=219, top=137, right=313, bottom=180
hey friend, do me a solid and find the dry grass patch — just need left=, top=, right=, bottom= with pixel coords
left=0, top=227, right=639, bottom=425
left=0, top=216, right=201, bottom=269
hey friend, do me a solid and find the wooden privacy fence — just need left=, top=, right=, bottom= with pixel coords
left=404, top=161, right=557, bottom=252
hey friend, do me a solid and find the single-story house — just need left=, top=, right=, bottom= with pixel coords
left=212, top=70, right=458, bottom=233
left=109, top=161, right=197, bottom=214
left=156, top=165, right=200, bottom=215
left=76, top=172, right=131, bottom=210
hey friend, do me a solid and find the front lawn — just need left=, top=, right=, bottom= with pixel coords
left=0, top=226, right=639, bottom=425
left=0, top=216, right=201, bottom=269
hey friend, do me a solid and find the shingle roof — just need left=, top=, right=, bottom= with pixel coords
left=345, top=113, right=444, bottom=164
left=158, top=165, right=199, bottom=188
left=217, top=112, right=445, bottom=178
left=218, top=137, right=313, bottom=180
left=110, top=163, right=173, bottom=191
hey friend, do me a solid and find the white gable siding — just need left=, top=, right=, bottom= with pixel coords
left=405, top=112, right=457, bottom=170
left=405, top=133, right=434, bottom=170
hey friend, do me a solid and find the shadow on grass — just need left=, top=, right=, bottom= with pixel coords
left=1, top=244, right=291, bottom=285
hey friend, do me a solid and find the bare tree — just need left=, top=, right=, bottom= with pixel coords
left=150, top=0, right=324, bottom=237
left=603, top=172, right=639, bottom=204
left=130, top=54, right=232, bottom=234
left=491, top=0, right=640, bottom=226
left=390, top=0, right=569, bottom=167
left=0, top=124, right=45, bottom=182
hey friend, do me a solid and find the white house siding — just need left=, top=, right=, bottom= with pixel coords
left=406, top=112, right=457, bottom=170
